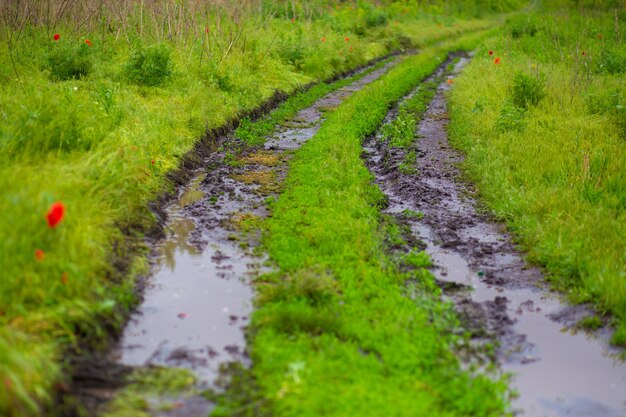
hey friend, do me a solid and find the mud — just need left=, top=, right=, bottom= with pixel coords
left=363, top=56, right=626, bottom=417
left=82, top=57, right=400, bottom=416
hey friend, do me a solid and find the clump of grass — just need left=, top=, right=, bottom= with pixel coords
left=101, top=367, right=201, bottom=417
left=47, top=41, right=93, bottom=81
left=511, top=71, right=546, bottom=109
left=402, top=208, right=424, bottom=219
left=398, top=150, right=418, bottom=175
left=125, top=44, right=173, bottom=86
left=577, top=316, right=603, bottom=331
left=382, top=79, right=441, bottom=149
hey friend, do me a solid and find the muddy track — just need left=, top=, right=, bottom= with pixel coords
left=363, top=56, right=626, bottom=417
left=75, top=57, right=401, bottom=416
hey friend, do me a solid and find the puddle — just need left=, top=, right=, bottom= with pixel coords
left=363, top=55, right=626, bottom=417
left=98, top=58, right=400, bottom=415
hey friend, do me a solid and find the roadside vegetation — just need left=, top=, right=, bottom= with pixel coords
left=447, top=1, right=626, bottom=344
left=213, top=32, right=511, bottom=417
left=0, top=0, right=522, bottom=415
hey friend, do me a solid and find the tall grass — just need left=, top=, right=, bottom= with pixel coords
left=448, top=3, right=626, bottom=344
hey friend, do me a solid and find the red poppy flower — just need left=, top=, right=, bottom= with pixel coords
left=205, top=27, right=209, bottom=34
left=488, top=50, right=494, bottom=56
left=291, top=18, right=295, bottom=23
left=61, top=272, right=68, bottom=285
left=151, top=159, right=155, bottom=165
left=35, top=249, right=45, bottom=261
left=446, top=78, right=454, bottom=85
left=53, top=33, right=60, bottom=41
left=321, top=37, right=326, bottom=42
left=344, top=37, right=349, bottom=42
left=494, top=57, right=501, bottom=65
left=84, top=39, right=92, bottom=47
left=46, top=202, right=65, bottom=228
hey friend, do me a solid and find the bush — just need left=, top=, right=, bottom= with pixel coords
left=507, top=15, right=539, bottom=38
left=364, top=7, right=388, bottom=28
left=276, top=30, right=306, bottom=69
left=511, top=71, right=546, bottom=109
left=47, top=42, right=92, bottom=81
left=595, top=47, right=626, bottom=75
left=125, top=44, right=172, bottom=86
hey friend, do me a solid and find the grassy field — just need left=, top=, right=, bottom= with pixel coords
left=448, top=2, right=626, bottom=343
left=0, top=0, right=520, bottom=415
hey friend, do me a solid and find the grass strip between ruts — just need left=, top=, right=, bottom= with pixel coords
left=213, top=30, right=510, bottom=417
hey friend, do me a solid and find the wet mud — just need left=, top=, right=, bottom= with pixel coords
left=85, top=58, right=400, bottom=416
left=363, top=56, right=626, bottom=417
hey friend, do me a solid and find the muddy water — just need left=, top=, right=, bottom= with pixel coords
left=364, top=57, right=626, bottom=417
left=106, top=58, right=399, bottom=414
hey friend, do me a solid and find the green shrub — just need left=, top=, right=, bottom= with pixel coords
left=47, top=42, right=92, bottom=81
left=125, top=44, right=172, bottom=86
left=276, top=30, right=306, bottom=69
left=511, top=71, right=546, bottom=109
left=507, top=15, right=539, bottom=38
left=595, top=47, right=626, bottom=75
left=364, top=6, right=388, bottom=28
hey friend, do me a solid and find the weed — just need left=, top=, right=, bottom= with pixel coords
left=511, top=71, right=546, bottom=109
left=125, top=44, right=172, bottom=86
left=507, top=15, right=539, bottom=38
left=399, top=150, right=418, bottom=175
left=576, top=316, right=603, bottom=330
left=495, top=99, right=527, bottom=132
left=47, top=42, right=92, bottom=81
left=595, top=47, right=626, bottom=75
left=364, top=6, right=389, bottom=28
left=403, top=249, right=432, bottom=268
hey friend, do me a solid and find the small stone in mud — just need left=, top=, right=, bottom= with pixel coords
left=224, top=345, right=240, bottom=355
left=211, top=251, right=230, bottom=262
left=177, top=313, right=188, bottom=319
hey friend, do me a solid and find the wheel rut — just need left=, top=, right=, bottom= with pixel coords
left=85, top=57, right=401, bottom=416
left=363, top=56, right=626, bottom=417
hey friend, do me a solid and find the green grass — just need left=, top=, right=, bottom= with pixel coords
left=213, top=31, right=510, bottom=417
left=447, top=3, right=626, bottom=344
left=383, top=78, right=443, bottom=149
